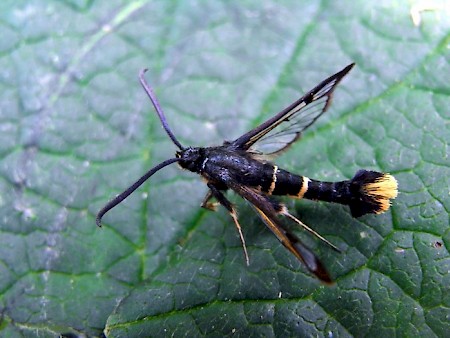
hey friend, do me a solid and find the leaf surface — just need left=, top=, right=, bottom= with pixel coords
left=0, top=1, right=449, bottom=336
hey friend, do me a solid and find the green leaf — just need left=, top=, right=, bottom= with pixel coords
left=0, top=0, right=449, bottom=336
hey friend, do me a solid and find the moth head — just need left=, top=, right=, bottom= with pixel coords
left=176, top=147, right=204, bottom=172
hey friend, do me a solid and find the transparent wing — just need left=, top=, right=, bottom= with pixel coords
left=231, top=63, right=354, bottom=156
left=248, top=94, right=331, bottom=155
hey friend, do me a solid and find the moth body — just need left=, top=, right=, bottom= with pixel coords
left=97, top=63, right=398, bottom=283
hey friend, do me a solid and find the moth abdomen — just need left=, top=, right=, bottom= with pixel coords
left=260, top=166, right=397, bottom=218
left=303, top=170, right=398, bottom=217
left=260, top=166, right=309, bottom=198
left=347, top=169, right=398, bottom=217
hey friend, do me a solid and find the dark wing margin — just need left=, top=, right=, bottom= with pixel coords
left=231, top=63, right=355, bottom=156
left=227, top=181, right=332, bottom=283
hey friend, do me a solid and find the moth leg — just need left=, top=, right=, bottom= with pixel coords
left=207, top=183, right=250, bottom=266
left=201, top=189, right=219, bottom=211
left=268, top=199, right=340, bottom=253
left=228, top=183, right=332, bottom=283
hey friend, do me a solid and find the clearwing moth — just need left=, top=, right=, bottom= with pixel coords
left=96, top=63, right=398, bottom=283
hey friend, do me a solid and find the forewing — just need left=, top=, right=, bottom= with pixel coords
left=228, top=182, right=332, bottom=283
left=231, top=63, right=354, bottom=156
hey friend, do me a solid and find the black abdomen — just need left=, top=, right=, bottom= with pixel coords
left=203, top=147, right=397, bottom=218
left=261, top=167, right=353, bottom=205
left=266, top=167, right=309, bottom=198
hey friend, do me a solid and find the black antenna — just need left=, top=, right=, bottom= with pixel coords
left=96, top=157, right=180, bottom=227
left=139, top=69, right=184, bottom=150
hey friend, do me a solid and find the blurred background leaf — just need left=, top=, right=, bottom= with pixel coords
left=0, top=0, right=449, bottom=336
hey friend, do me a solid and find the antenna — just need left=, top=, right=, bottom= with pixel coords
left=139, top=69, right=184, bottom=150
left=96, top=157, right=180, bottom=227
